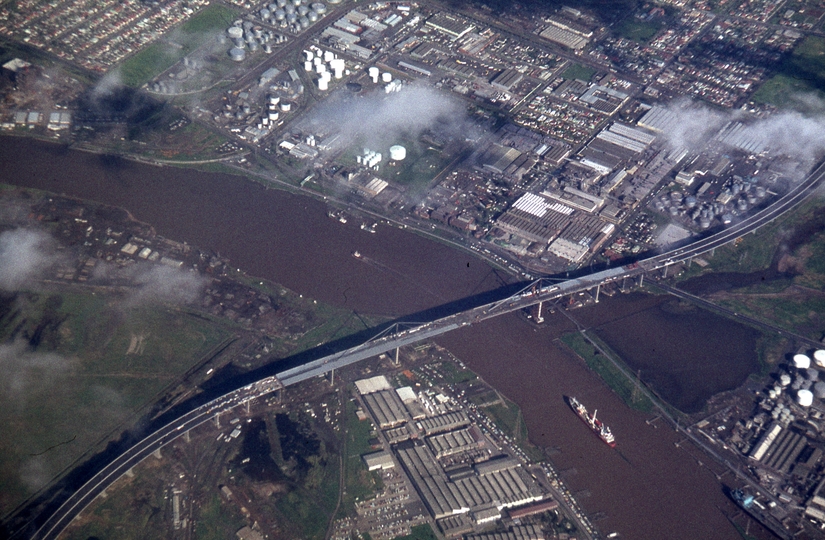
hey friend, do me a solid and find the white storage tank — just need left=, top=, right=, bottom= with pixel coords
left=815, top=350, right=825, bottom=367
left=794, top=354, right=811, bottom=369
left=780, top=373, right=792, bottom=386
left=389, top=145, right=406, bottom=161
left=798, top=389, right=814, bottom=407
left=229, top=47, right=246, bottom=62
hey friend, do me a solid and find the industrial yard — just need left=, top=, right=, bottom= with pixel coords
left=3, top=0, right=824, bottom=278
left=6, top=0, right=825, bottom=538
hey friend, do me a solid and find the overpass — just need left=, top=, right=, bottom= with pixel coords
left=19, top=159, right=825, bottom=540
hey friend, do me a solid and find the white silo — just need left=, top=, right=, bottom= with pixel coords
left=794, top=354, right=812, bottom=369
left=780, top=373, right=792, bottom=386
left=368, top=66, right=379, bottom=83
left=331, top=58, right=345, bottom=79
left=315, top=63, right=326, bottom=74
left=318, top=77, right=329, bottom=91
left=305, top=61, right=313, bottom=71
left=798, top=389, right=814, bottom=407
left=389, top=145, right=406, bottom=161
left=381, top=72, right=392, bottom=83
left=815, top=350, right=825, bottom=367
left=304, top=49, right=314, bottom=61
left=323, top=50, right=335, bottom=62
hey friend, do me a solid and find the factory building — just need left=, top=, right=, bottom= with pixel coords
left=715, top=121, right=767, bottom=155
left=396, top=442, right=544, bottom=521
left=537, top=25, right=588, bottom=49
left=425, top=13, right=475, bottom=40
left=495, top=193, right=574, bottom=244
left=363, top=389, right=409, bottom=429
left=465, top=524, right=546, bottom=540
left=418, top=411, right=470, bottom=435
left=363, top=450, right=395, bottom=471
left=578, top=85, right=628, bottom=114
left=426, top=426, right=484, bottom=459
left=638, top=105, right=681, bottom=133
left=490, top=68, right=524, bottom=92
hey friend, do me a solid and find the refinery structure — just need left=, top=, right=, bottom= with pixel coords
left=7, top=0, right=825, bottom=537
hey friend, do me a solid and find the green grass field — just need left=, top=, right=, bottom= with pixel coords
left=0, top=291, right=231, bottom=515
left=752, top=36, right=825, bottom=106
left=561, top=63, right=597, bottom=82
left=616, top=19, right=663, bottom=42
left=119, top=4, right=237, bottom=87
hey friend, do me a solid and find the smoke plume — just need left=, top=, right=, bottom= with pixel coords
left=0, top=228, right=61, bottom=291
left=303, top=83, right=470, bottom=146
left=656, top=97, right=825, bottom=170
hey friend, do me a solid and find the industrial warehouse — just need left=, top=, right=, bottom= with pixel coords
left=352, top=375, right=557, bottom=537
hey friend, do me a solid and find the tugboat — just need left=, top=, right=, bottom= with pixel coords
left=567, top=396, right=616, bottom=448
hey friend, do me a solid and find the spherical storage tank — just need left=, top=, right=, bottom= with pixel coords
left=229, top=47, right=246, bottom=62
left=794, top=354, right=811, bottom=369
left=798, top=389, right=814, bottom=407
left=389, top=145, right=406, bottom=161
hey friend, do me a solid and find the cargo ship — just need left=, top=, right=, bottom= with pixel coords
left=567, top=396, right=616, bottom=447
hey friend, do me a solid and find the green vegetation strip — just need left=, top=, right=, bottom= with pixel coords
left=560, top=332, right=655, bottom=413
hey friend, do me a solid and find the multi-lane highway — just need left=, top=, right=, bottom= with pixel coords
left=20, top=160, right=825, bottom=540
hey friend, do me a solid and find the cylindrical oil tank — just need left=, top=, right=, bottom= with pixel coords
left=284, top=3, right=296, bottom=14
left=794, top=354, right=812, bottom=369
left=299, top=16, right=309, bottom=27
left=274, top=8, right=286, bottom=20
left=311, top=2, right=327, bottom=13
left=780, top=373, right=792, bottom=386
left=807, top=368, right=819, bottom=380
left=297, top=5, right=310, bottom=15
left=798, top=389, right=814, bottom=407
left=228, top=26, right=243, bottom=39
left=307, top=11, right=319, bottom=22
left=814, top=350, right=825, bottom=367
left=229, top=47, right=246, bottom=62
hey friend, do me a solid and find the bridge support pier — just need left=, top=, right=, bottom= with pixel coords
left=329, top=368, right=335, bottom=386
left=662, top=265, right=668, bottom=278
left=215, top=412, right=220, bottom=429
left=394, top=347, right=400, bottom=366
left=595, top=284, right=600, bottom=303
left=621, top=277, right=627, bottom=292
left=639, top=273, right=644, bottom=288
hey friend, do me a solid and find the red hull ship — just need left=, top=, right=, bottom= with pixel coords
left=567, top=396, right=616, bottom=448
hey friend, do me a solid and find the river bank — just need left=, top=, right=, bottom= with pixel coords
left=0, top=134, right=772, bottom=539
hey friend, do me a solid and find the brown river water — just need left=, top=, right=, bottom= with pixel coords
left=0, top=136, right=772, bottom=539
